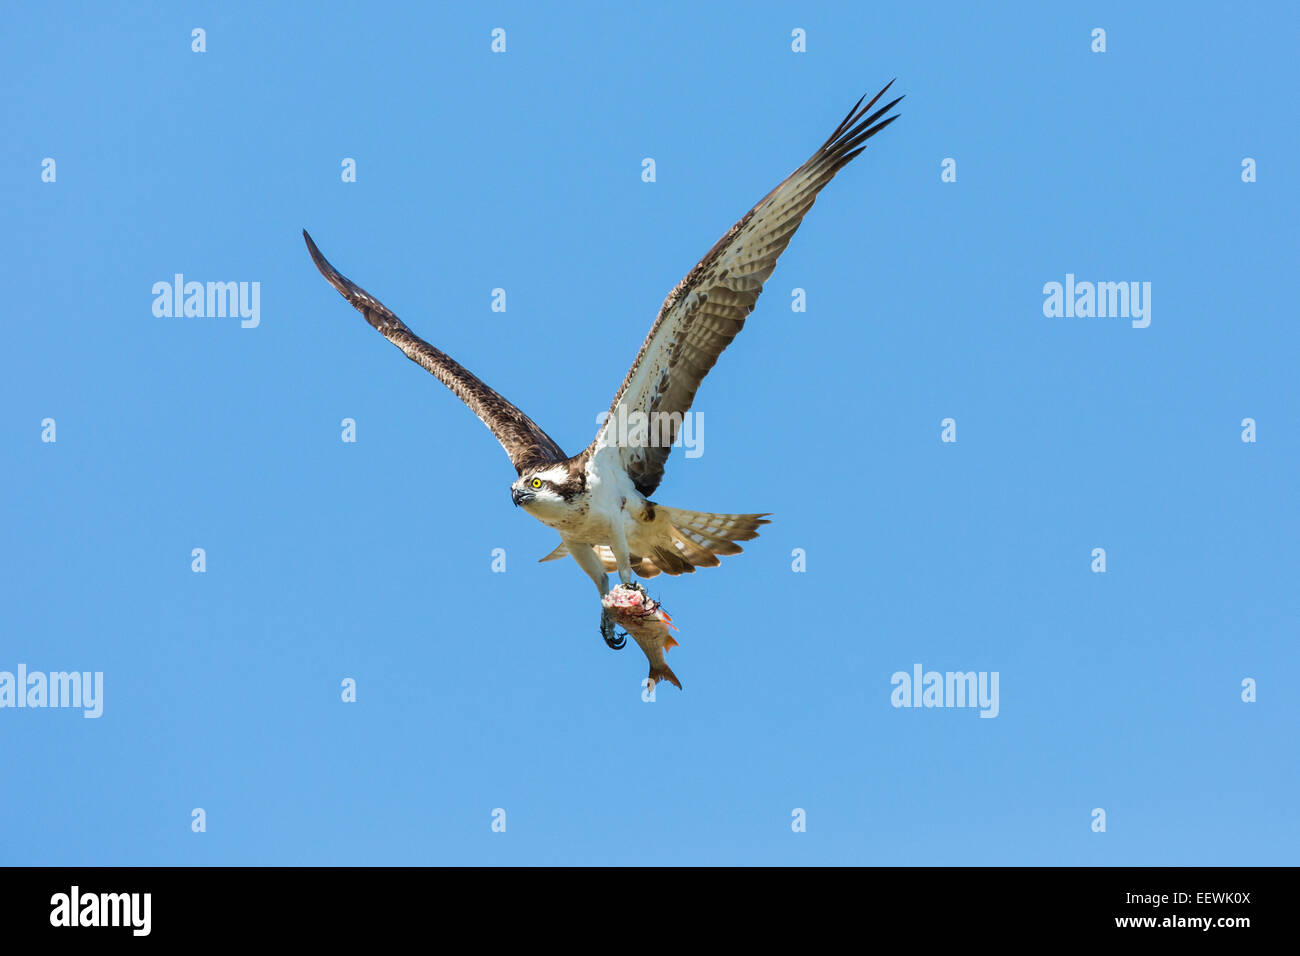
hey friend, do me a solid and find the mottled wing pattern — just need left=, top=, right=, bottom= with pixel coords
left=303, top=231, right=566, bottom=475
left=590, top=82, right=902, bottom=496
left=539, top=509, right=770, bottom=578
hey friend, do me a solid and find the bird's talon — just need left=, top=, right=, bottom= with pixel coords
left=600, top=609, right=626, bottom=650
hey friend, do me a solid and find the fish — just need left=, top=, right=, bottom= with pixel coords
left=602, top=584, right=681, bottom=690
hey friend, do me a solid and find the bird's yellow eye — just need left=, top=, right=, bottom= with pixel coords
left=531, top=478, right=542, bottom=489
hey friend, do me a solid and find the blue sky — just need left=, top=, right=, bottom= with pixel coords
left=2, top=1, right=1296, bottom=865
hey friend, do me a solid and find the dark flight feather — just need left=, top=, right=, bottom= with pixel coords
left=592, top=82, right=902, bottom=496
left=303, top=230, right=566, bottom=474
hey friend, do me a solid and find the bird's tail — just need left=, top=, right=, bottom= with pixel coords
left=538, top=508, right=770, bottom=577
left=653, top=507, right=770, bottom=574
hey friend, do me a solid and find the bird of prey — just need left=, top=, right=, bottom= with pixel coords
left=303, top=81, right=901, bottom=689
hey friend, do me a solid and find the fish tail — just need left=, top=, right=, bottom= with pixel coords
left=649, top=664, right=682, bottom=691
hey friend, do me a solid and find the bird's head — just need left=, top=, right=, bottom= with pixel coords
left=511, top=464, right=583, bottom=514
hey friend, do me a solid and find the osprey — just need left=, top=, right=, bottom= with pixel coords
left=303, top=82, right=902, bottom=689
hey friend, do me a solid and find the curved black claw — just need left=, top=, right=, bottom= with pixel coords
left=600, top=608, right=626, bottom=650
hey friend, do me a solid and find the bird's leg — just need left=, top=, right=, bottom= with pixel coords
left=600, top=606, right=626, bottom=650
left=598, top=577, right=627, bottom=651
left=611, top=514, right=636, bottom=587
left=567, top=540, right=625, bottom=650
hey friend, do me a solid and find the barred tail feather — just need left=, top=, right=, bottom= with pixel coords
left=659, top=507, right=770, bottom=557
left=538, top=508, right=770, bottom=577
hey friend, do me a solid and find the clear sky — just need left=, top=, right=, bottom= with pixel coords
left=2, top=1, right=1296, bottom=865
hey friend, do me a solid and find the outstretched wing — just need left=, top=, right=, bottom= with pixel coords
left=303, top=230, right=566, bottom=474
left=590, top=82, right=902, bottom=496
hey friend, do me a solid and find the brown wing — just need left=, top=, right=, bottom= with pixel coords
left=303, top=230, right=566, bottom=474
left=590, top=82, right=902, bottom=496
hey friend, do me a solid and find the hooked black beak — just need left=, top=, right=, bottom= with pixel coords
left=512, top=487, right=530, bottom=507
